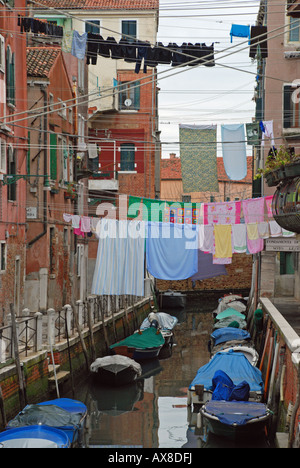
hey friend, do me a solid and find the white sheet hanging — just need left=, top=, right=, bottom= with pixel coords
left=91, top=219, right=145, bottom=296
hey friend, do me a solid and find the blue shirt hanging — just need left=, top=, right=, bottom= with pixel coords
left=230, top=24, right=250, bottom=43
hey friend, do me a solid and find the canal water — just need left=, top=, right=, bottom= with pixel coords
left=68, top=294, right=272, bottom=449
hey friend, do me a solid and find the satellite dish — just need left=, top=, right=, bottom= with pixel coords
left=124, top=98, right=132, bottom=107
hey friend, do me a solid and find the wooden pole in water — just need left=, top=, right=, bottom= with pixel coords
left=9, top=303, right=27, bottom=409
left=0, top=384, right=7, bottom=428
left=98, top=297, right=109, bottom=351
left=259, top=326, right=271, bottom=371
left=87, top=299, right=96, bottom=362
left=264, top=335, right=274, bottom=401
left=71, top=300, right=90, bottom=371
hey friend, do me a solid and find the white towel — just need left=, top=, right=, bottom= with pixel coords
left=258, top=222, right=270, bottom=239
left=269, top=220, right=282, bottom=237
left=232, top=224, right=247, bottom=253
left=199, top=224, right=214, bottom=253
left=71, top=215, right=80, bottom=229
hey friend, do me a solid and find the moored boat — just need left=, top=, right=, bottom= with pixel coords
left=6, top=398, right=87, bottom=447
left=0, top=425, right=70, bottom=448
left=160, top=290, right=187, bottom=309
left=187, top=350, right=264, bottom=407
left=200, top=400, right=272, bottom=440
left=110, top=326, right=165, bottom=360
left=139, top=312, right=178, bottom=345
left=215, top=307, right=246, bottom=322
left=90, top=355, right=142, bottom=386
left=211, top=343, right=259, bottom=366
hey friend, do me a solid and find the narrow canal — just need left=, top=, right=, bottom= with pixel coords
left=67, top=294, right=273, bottom=449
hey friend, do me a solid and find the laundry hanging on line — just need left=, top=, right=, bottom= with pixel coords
left=221, top=124, right=247, bottom=181
left=18, top=15, right=63, bottom=37
left=91, top=219, right=145, bottom=296
left=230, top=24, right=250, bottom=43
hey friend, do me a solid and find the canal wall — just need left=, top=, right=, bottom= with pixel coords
left=0, top=297, right=152, bottom=425
left=253, top=297, right=300, bottom=448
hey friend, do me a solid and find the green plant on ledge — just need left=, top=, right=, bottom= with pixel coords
left=254, top=146, right=300, bottom=180
left=64, top=181, right=77, bottom=200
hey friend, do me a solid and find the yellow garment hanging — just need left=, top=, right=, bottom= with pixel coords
left=214, top=224, right=232, bottom=258
left=246, top=223, right=259, bottom=240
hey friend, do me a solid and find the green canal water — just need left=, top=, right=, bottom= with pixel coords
left=68, top=295, right=273, bottom=449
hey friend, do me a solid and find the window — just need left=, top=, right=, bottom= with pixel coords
left=0, top=242, right=6, bottom=272
left=0, top=138, right=6, bottom=173
left=0, top=35, right=5, bottom=73
left=119, top=81, right=140, bottom=110
left=279, top=252, right=295, bottom=275
left=283, top=84, right=300, bottom=128
left=49, top=227, right=55, bottom=274
left=85, top=20, right=100, bottom=34
left=289, top=17, right=300, bottom=42
left=7, top=145, right=16, bottom=201
left=57, top=98, right=66, bottom=119
left=120, top=143, right=135, bottom=171
left=6, top=46, right=15, bottom=106
left=49, top=93, right=54, bottom=112
left=122, top=20, right=137, bottom=41
left=69, top=143, right=74, bottom=182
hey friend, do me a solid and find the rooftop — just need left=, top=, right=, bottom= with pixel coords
left=161, top=153, right=253, bottom=183
left=27, top=47, right=60, bottom=78
left=32, top=0, right=159, bottom=10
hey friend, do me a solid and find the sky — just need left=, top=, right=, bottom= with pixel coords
left=156, top=0, right=261, bottom=158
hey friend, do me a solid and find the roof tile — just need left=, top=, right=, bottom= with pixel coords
left=27, top=47, right=60, bottom=78
left=33, top=0, right=159, bottom=10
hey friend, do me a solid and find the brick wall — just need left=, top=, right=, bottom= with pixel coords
left=157, top=253, right=252, bottom=292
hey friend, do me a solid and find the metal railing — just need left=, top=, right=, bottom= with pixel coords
left=0, top=293, right=150, bottom=366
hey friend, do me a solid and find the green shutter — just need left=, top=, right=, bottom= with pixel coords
left=50, top=133, right=57, bottom=180
left=134, top=80, right=140, bottom=110
left=27, top=132, right=30, bottom=174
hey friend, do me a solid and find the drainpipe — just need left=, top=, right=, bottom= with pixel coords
left=27, top=85, right=48, bottom=247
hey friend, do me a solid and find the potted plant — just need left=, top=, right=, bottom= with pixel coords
left=64, top=181, right=77, bottom=200
left=254, top=146, right=298, bottom=187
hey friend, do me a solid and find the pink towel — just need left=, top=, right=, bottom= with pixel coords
left=81, top=216, right=91, bottom=232
left=74, top=219, right=84, bottom=237
left=203, top=200, right=241, bottom=225
left=265, top=195, right=273, bottom=218
left=242, top=198, right=264, bottom=253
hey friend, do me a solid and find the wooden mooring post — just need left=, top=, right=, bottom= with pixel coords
left=9, top=303, right=27, bottom=410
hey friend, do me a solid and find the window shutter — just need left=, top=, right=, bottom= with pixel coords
left=134, top=80, right=140, bottom=110
left=283, top=85, right=292, bottom=129
left=50, top=133, right=57, bottom=180
left=27, top=132, right=30, bottom=175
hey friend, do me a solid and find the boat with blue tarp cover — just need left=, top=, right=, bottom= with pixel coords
left=5, top=398, right=87, bottom=447
left=209, top=327, right=258, bottom=365
left=200, top=400, right=272, bottom=440
left=0, top=425, right=70, bottom=448
left=187, top=350, right=264, bottom=406
left=211, top=327, right=251, bottom=346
